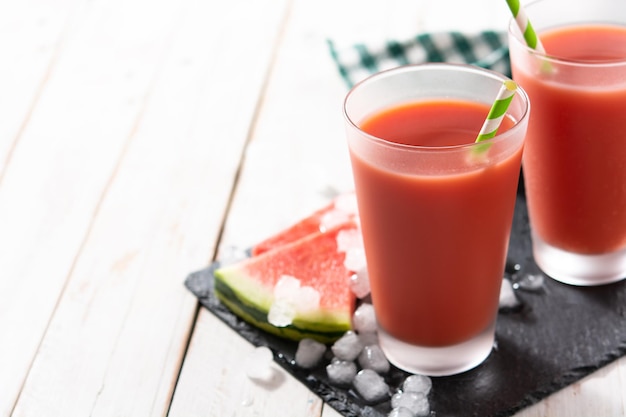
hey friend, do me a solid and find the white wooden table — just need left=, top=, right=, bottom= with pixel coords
left=1, top=0, right=624, bottom=416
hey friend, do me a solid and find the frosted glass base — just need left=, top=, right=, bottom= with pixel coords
left=377, top=322, right=495, bottom=377
left=532, top=232, right=626, bottom=286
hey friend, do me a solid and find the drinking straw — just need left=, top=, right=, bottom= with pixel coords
left=475, top=80, right=518, bottom=144
left=505, top=0, right=546, bottom=53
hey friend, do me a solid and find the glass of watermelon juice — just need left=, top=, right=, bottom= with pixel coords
left=343, top=64, right=529, bottom=376
left=508, top=0, right=626, bottom=286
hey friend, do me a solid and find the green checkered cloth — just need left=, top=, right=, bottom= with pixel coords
left=328, top=31, right=510, bottom=88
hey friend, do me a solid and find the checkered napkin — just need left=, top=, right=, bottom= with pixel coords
left=328, top=31, right=510, bottom=88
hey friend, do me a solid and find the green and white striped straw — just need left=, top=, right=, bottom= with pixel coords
left=506, top=0, right=546, bottom=53
left=475, top=80, right=518, bottom=144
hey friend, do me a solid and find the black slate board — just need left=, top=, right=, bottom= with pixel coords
left=185, top=178, right=626, bottom=417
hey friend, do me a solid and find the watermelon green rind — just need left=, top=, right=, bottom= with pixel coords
left=214, top=263, right=354, bottom=328
left=214, top=278, right=349, bottom=343
left=214, top=264, right=274, bottom=312
left=214, top=265, right=353, bottom=333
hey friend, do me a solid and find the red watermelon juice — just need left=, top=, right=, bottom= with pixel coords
left=509, top=0, right=626, bottom=285
left=343, top=64, right=529, bottom=376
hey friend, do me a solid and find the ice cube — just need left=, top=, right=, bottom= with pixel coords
left=336, top=228, right=363, bottom=252
left=326, top=358, right=357, bottom=386
left=358, top=345, right=390, bottom=374
left=353, top=303, right=377, bottom=333
left=267, top=299, right=296, bottom=327
left=320, top=209, right=352, bottom=232
left=269, top=275, right=320, bottom=326
left=344, top=247, right=367, bottom=272
left=331, top=331, right=364, bottom=361
left=514, top=273, right=545, bottom=292
left=353, top=369, right=389, bottom=403
left=414, top=399, right=431, bottom=417
left=244, top=346, right=274, bottom=382
left=499, top=278, right=520, bottom=309
left=402, top=374, right=432, bottom=395
left=359, top=331, right=379, bottom=346
left=391, top=391, right=430, bottom=416
left=350, top=267, right=371, bottom=298
left=388, top=407, right=414, bottom=417
left=294, top=338, right=327, bottom=369
left=297, top=286, right=321, bottom=312
left=273, top=275, right=302, bottom=300
left=361, top=406, right=385, bottom=417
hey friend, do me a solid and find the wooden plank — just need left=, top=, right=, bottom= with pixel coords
left=217, top=1, right=355, bottom=251
left=169, top=0, right=351, bottom=414
left=0, top=0, right=170, bottom=414
left=5, top=0, right=287, bottom=416
left=0, top=0, right=73, bottom=177
left=516, top=357, right=626, bottom=417
left=169, top=309, right=323, bottom=417
left=169, top=0, right=397, bottom=416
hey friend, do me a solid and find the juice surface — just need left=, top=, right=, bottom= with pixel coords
left=352, top=100, right=522, bottom=346
left=542, top=24, right=626, bottom=62
left=512, top=25, right=626, bottom=254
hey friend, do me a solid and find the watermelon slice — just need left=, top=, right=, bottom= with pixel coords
left=251, top=192, right=358, bottom=256
left=214, top=219, right=359, bottom=343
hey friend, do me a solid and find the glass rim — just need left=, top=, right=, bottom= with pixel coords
left=342, top=63, right=530, bottom=153
left=508, top=0, right=626, bottom=68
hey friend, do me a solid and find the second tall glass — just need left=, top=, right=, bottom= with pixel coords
left=509, top=0, right=626, bottom=286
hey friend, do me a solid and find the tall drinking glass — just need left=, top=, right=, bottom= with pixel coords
left=508, top=0, right=626, bottom=286
left=343, top=64, right=529, bottom=376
